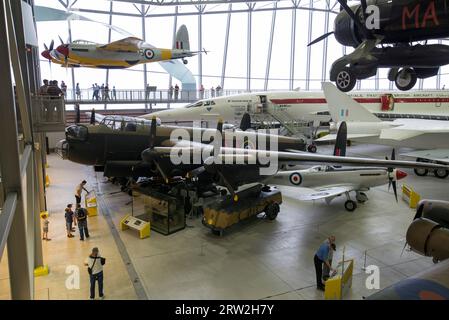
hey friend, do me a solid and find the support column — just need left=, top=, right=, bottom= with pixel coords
left=264, top=2, right=277, bottom=91
left=105, top=0, right=113, bottom=110
left=168, top=5, right=178, bottom=108
left=321, top=0, right=330, bottom=83
left=197, top=5, right=205, bottom=91
left=220, top=3, right=232, bottom=89
left=305, top=0, right=314, bottom=90
left=0, top=0, right=32, bottom=299
left=289, top=1, right=298, bottom=90
left=141, top=4, right=150, bottom=111
left=247, top=3, right=254, bottom=91
left=66, top=1, right=76, bottom=100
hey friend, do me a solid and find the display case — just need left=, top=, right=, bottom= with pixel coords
left=131, top=186, right=186, bottom=235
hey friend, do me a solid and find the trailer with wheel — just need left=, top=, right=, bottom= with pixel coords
left=202, top=184, right=282, bottom=236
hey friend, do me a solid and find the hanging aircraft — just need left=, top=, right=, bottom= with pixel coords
left=41, top=25, right=205, bottom=69
left=318, top=82, right=449, bottom=178
left=55, top=112, right=448, bottom=200
left=265, top=123, right=407, bottom=211
left=368, top=199, right=449, bottom=300
left=309, top=0, right=449, bottom=92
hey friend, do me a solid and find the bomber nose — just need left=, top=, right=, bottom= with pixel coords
left=395, top=169, right=408, bottom=181
left=55, top=139, right=69, bottom=159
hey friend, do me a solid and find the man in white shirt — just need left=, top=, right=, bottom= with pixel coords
left=85, top=247, right=105, bottom=299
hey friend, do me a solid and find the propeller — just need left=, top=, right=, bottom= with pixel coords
left=75, top=104, right=80, bottom=124
left=239, top=113, right=251, bottom=131
left=186, top=119, right=239, bottom=201
left=308, top=0, right=373, bottom=47
left=58, top=35, right=64, bottom=45
left=308, top=32, right=334, bottom=47
left=90, top=108, right=96, bottom=125
left=141, top=117, right=169, bottom=182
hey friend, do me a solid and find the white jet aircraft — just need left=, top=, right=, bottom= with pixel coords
left=317, top=82, right=449, bottom=179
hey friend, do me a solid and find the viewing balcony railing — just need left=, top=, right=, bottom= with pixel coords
left=62, top=88, right=251, bottom=104
left=31, top=95, right=66, bottom=132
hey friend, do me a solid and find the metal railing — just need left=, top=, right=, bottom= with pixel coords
left=62, top=88, right=251, bottom=104
left=31, top=95, right=66, bottom=132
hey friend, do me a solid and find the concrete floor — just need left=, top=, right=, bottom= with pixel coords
left=1, top=143, right=447, bottom=300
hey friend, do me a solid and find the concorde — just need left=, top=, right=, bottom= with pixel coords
left=146, top=89, right=449, bottom=126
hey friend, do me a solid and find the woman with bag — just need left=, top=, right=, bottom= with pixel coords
left=85, top=247, right=106, bottom=300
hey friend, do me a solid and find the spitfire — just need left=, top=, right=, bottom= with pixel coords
left=41, top=25, right=205, bottom=69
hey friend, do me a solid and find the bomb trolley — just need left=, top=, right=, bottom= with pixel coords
left=202, top=184, right=282, bottom=236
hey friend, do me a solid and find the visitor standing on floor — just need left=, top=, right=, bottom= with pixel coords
left=85, top=247, right=106, bottom=300
left=75, top=180, right=88, bottom=205
left=75, top=204, right=90, bottom=241
left=65, top=204, right=76, bottom=238
left=41, top=213, right=51, bottom=241
left=313, top=235, right=336, bottom=291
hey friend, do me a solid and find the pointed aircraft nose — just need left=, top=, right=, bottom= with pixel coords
left=56, top=44, right=69, bottom=57
left=396, top=169, right=408, bottom=181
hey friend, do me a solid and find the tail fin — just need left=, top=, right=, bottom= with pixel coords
left=174, top=25, right=190, bottom=51
left=333, top=121, right=347, bottom=157
left=322, top=82, right=381, bottom=123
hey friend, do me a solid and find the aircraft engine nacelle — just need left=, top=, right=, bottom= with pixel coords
left=406, top=200, right=449, bottom=263
left=334, top=4, right=363, bottom=48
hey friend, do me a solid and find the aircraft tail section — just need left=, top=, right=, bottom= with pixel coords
left=174, top=25, right=190, bottom=51
left=333, top=121, right=347, bottom=157
left=322, top=82, right=381, bottom=123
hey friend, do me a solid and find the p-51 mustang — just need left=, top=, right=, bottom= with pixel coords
left=41, top=25, right=205, bottom=69
left=55, top=112, right=447, bottom=200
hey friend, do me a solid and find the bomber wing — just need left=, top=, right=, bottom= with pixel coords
left=98, top=37, right=143, bottom=52
left=152, top=146, right=449, bottom=171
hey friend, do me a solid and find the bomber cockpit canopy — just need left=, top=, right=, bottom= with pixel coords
left=99, top=115, right=158, bottom=132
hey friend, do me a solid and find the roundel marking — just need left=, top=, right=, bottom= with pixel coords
left=289, top=172, right=302, bottom=185
left=144, top=49, right=154, bottom=60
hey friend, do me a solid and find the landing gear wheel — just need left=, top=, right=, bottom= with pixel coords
left=307, top=144, right=317, bottom=153
left=434, top=169, right=449, bottom=179
left=182, top=59, right=188, bottom=65
left=414, top=158, right=429, bottom=176
left=344, top=200, right=357, bottom=212
left=265, top=203, right=280, bottom=220
left=395, top=68, right=417, bottom=91
left=335, top=67, right=357, bottom=92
